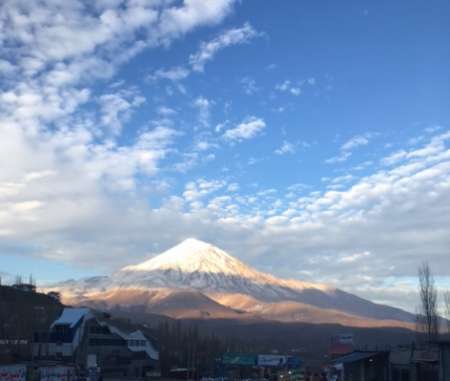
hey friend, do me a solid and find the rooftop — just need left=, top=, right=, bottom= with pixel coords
left=51, top=307, right=91, bottom=328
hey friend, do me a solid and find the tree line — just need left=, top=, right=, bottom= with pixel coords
left=156, top=320, right=252, bottom=377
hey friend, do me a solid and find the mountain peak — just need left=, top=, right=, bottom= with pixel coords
left=121, top=238, right=257, bottom=278
left=118, top=239, right=333, bottom=295
left=176, top=238, right=213, bottom=251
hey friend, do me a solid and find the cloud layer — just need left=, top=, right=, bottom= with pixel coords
left=1, top=0, right=450, bottom=314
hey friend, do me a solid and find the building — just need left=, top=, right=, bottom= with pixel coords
left=34, top=307, right=92, bottom=359
left=11, top=282, right=36, bottom=293
left=81, top=315, right=159, bottom=378
left=389, top=346, right=413, bottom=381
left=389, top=344, right=442, bottom=381
left=34, top=307, right=159, bottom=379
left=439, top=341, right=450, bottom=381
left=331, top=351, right=389, bottom=381
left=331, top=343, right=450, bottom=381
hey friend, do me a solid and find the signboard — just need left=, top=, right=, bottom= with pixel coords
left=333, top=334, right=354, bottom=345
left=40, top=366, right=76, bottom=381
left=257, top=355, right=288, bottom=367
left=222, top=353, right=256, bottom=366
left=0, top=365, right=26, bottom=381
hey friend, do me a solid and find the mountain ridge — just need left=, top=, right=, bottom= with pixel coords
left=48, top=238, right=415, bottom=327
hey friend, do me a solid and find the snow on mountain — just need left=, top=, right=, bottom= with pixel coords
left=48, top=238, right=415, bottom=325
left=117, top=238, right=332, bottom=296
left=122, top=238, right=263, bottom=278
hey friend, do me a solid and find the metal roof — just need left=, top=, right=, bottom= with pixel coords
left=333, top=351, right=380, bottom=364
left=51, top=308, right=91, bottom=328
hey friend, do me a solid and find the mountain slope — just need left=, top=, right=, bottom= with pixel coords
left=48, top=238, right=415, bottom=326
left=77, top=287, right=246, bottom=319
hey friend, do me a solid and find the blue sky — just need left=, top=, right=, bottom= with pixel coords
left=0, top=0, right=450, bottom=311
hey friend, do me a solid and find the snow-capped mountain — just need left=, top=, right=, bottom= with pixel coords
left=116, top=238, right=333, bottom=301
left=50, top=238, right=415, bottom=326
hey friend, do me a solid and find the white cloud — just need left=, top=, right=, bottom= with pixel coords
left=183, top=179, right=226, bottom=202
left=172, top=150, right=215, bottom=173
left=223, top=116, right=266, bottom=142
left=0, top=0, right=237, bottom=266
left=147, top=19, right=260, bottom=83
left=241, top=77, right=259, bottom=95
left=215, top=120, right=229, bottom=133
left=325, top=133, right=373, bottom=164
left=189, top=23, right=260, bottom=72
left=2, top=0, right=450, bottom=313
left=11, top=200, right=44, bottom=213
left=195, top=141, right=218, bottom=151
left=157, top=106, right=177, bottom=116
left=193, top=96, right=212, bottom=128
left=382, top=132, right=450, bottom=167
left=325, top=151, right=352, bottom=164
left=227, top=183, right=240, bottom=192
left=147, top=66, right=190, bottom=82
left=158, top=0, right=235, bottom=38
left=274, top=141, right=297, bottom=155
left=275, top=78, right=316, bottom=96
left=338, top=251, right=371, bottom=263
left=149, top=21, right=258, bottom=83
left=99, top=90, right=145, bottom=135
left=341, top=135, right=370, bottom=151
left=276, top=80, right=302, bottom=96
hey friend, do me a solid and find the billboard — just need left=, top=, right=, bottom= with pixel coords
left=40, top=366, right=76, bottom=381
left=0, top=365, right=27, bottom=381
left=257, top=355, right=288, bottom=367
left=222, top=353, right=256, bottom=366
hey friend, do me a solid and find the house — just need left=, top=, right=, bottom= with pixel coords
left=80, top=314, right=159, bottom=378
left=34, top=307, right=159, bottom=379
left=34, top=307, right=92, bottom=359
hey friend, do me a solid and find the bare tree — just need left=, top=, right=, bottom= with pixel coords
left=417, top=262, right=439, bottom=342
left=444, top=291, right=450, bottom=334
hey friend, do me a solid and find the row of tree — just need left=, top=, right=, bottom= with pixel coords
left=155, top=320, right=251, bottom=377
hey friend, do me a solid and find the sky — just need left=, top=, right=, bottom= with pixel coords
left=1, top=0, right=450, bottom=313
